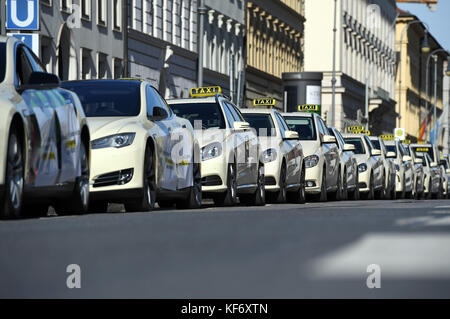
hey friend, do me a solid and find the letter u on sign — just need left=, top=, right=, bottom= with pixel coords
left=7, top=0, right=39, bottom=30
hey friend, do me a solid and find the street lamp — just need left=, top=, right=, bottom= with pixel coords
left=425, top=48, right=450, bottom=144
left=397, top=20, right=430, bottom=127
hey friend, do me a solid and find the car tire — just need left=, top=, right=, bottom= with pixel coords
left=240, top=163, right=266, bottom=206
left=213, top=163, right=238, bottom=207
left=125, top=145, right=156, bottom=212
left=177, top=160, right=202, bottom=209
left=0, top=128, right=24, bottom=219
left=312, top=168, right=327, bottom=202
left=287, top=164, right=306, bottom=204
left=329, top=168, right=342, bottom=201
left=55, top=142, right=90, bottom=216
left=268, top=163, right=287, bottom=203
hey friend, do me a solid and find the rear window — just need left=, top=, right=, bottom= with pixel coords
left=0, top=43, right=6, bottom=83
left=242, top=113, right=276, bottom=137
left=344, top=138, right=366, bottom=154
left=284, top=116, right=317, bottom=141
left=61, top=81, right=141, bottom=117
left=170, top=102, right=226, bottom=130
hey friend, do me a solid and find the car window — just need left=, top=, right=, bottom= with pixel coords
left=23, top=46, right=45, bottom=72
left=61, top=81, right=141, bottom=117
left=224, top=101, right=243, bottom=122
left=242, top=113, right=276, bottom=137
left=0, top=43, right=6, bottom=83
left=439, top=159, right=448, bottom=169
left=344, top=137, right=366, bottom=154
left=16, top=45, right=34, bottom=86
left=371, top=139, right=381, bottom=150
left=148, top=86, right=172, bottom=117
left=317, top=118, right=329, bottom=136
left=275, top=112, right=290, bottom=132
left=284, top=116, right=317, bottom=141
left=386, top=144, right=397, bottom=156
left=170, top=102, right=226, bottom=130
left=220, top=101, right=235, bottom=127
left=411, top=145, right=434, bottom=162
left=398, top=143, right=406, bottom=157
left=364, top=136, right=374, bottom=151
left=229, top=102, right=246, bottom=122
left=329, top=129, right=344, bottom=149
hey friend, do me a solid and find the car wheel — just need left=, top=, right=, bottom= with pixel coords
left=287, top=164, right=306, bottom=204
left=268, top=163, right=287, bottom=203
left=312, top=168, right=327, bottom=202
left=329, top=168, right=342, bottom=201
left=56, top=142, right=90, bottom=216
left=125, top=145, right=156, bottom=212
left=213, top=163, right=238, bottom=206
left=0, top=129, right=24, bottom=219
left=177, top=160, right=202, bottom=209
left=240, top=163, right=266, bottom=206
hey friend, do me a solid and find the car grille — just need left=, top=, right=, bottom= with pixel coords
left=265, top=176, right=276, bottom=186
left=93, top=169, right=134, bottom=188
left=202, top=175, right=222, bottom=186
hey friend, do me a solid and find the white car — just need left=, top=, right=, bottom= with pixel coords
left=382, top=139, right=414, bottom=199
left=0, top=36, right=91, bottom=219
left=439, top=156, right=450, bottom=199
left=61, top=79, right=202, bottom=212
left=369, top=136, right=397, bottom=199
left=413, top=152, right=440, bottom=199
left=282, top=112, right=340, bottom=202
left=402, top=143, right=425, bottom=199
left=168, top=89, right=264, bottom=206
left=410, top=143, right=442, bottom=199
left=241, top=108, right=305, bottom=203
left=342, top=133, right=384, bottom=200
left=328, top=127, right=359, bottom=200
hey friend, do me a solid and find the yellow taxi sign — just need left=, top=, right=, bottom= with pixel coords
left=402, top=139, right=411, bottom=145
left=298, top=104, right=320, bottom=112
left=353, top=130, right=371, bottom=136
left=253, top=98, right=276, bottom=106
left=418, top=141, right=427, bottom=144
left=190, top=86, right=222, bottom=97
left=347, top=125, right=364, bottom=132
left=416, top=147, right=429, bottom=152
left=380, top=134, right=395, bottom=140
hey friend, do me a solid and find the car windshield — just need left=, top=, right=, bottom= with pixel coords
left=344, top=138, right=366, bottom=154
left=61, top=81, right=141, bottom=117
left=169, top=102, right=226, bottom=130
left=0, top=43, right=6, bottom=83
left=242, top=113, right=276, bottom=136
left=386, top=145, right=397, bottom=156
left=284, top=116, right=317, bottom=140
left=411, top=146, right=434, bottom=162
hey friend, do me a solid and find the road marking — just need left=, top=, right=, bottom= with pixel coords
left=309, top=233, right=450, bottom=279
left=435, top=206, right=450, bottom=209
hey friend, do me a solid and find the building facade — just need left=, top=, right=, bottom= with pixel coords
left=38, top=0, right=125, bottom=80
left=245, top=0, right=305, bottom=109
left=127, top=0, right=198, bottom=98
left=396, top=12, right=448, bottom=144
left=303, top=0, right=397, bottom=133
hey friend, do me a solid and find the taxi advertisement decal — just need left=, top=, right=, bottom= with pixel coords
left=190, top=86, right=222, bottom=97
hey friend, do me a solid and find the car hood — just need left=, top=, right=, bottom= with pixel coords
left=352, top=153, right=370, bottom=165
left=87, top=117, right=140, bottom=139
left=300, top=140, right=320, bottom=157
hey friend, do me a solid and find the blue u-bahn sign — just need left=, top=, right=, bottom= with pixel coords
left=6, top=0, right=39, bottom=31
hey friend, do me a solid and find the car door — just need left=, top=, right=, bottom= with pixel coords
left=317, top=117, right=338, bottom=188
left=146, top=85, right=178, bottom=191
left=365, top=136, right=383, bottom=187
left=274, top=111, right=300, bottom=186
left=15, top=44, right=61, bottom=187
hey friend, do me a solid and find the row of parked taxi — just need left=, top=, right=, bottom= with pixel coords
left=1, top=36, right=449, bottom=219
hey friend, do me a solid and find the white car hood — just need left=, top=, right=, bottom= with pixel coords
left=87, top=117, right=140, bottom=139
left=352, top=153, right=369, bottom=165
left=300, top=140, right=320, bottom=157
left=196, top=128, right=226, bottom=148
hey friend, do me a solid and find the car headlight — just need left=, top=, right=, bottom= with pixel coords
left=261, top=148, right=277, bottom=163
left=395, top=164, right=400, bottom=171
left=92, top=133, right=136, bottom=149
left=305, top=155, right=319, bottom=168
left=202, top=142, right=222, bottom=161
left=358, top=163, right=368, bottom=172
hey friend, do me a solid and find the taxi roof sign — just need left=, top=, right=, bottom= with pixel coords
left=190, top=86, right=222, bottom=97
left=402, top=139, right=411, bottom=144
left=298, top=104, right=320, bottom=112
left=380, top=134, right=395, bottom=140
left=347, top=125, right=365, bottom=132
left=253, top=98, right=276, bottom=106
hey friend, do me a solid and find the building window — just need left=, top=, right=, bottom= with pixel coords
left=113, top=58, right=123, bottom=79
left=41, top=0, right=52, bottom=7
left=113, top=0, right=122, bottom=31
left=97, top=52, right=110, bottom=79
left=81, top=48, right=93, bottom=79
left=97, top=0, right=107, bottom=26
left=81, top=0, right=91, bottom=20
left=60, top=0, right=71, bottom=12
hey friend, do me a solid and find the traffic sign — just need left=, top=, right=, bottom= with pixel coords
left=394, top=128, right=405, bottom=141
left=6, top=0, right=39, bottom=31
left=7, top=33, right=39, bottom=56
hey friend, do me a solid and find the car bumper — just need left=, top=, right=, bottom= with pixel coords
left=201, top=154, right=228, bottom=193
left=263, top=159, right=282, bottom=192
left=358, top=169, right=371, bottom=193
left=305, top=164, right=322, bottom=194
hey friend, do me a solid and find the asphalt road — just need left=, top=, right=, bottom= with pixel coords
left=1, top=198, right=450, bottom=298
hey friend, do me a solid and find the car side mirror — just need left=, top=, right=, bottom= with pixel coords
left=371, top=149, right=382, bottom=156
left=343, top=144, right=355, bottom=152
left=414, top=158, right=423, bottom=165
left=233, top=121, right=250, bottom=131
left=17, top=71, right=60, bottom=92
left=386, top=151, right=396, bottom=158
left=284, top=130, right=299, bottom=140
left=148, top=106, right=169, bottom=121
left=322, top=135, right=336, bottom=144
left=402, top=155, right=412, bottom=162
